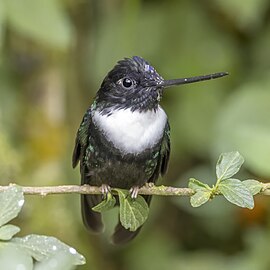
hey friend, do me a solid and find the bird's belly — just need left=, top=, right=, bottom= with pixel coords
left=92, top=106, right=167, bottom=154
left=87, top=145, right=160, bottom=189
left=94, top=160, right=149, bottom=188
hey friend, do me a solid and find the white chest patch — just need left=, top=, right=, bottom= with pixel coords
left=92, top=106, right=167, bottom=154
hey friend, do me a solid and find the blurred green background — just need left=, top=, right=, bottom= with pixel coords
left=1, top=0, right=270, bottom=269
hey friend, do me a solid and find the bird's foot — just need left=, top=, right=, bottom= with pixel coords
left=145, top=182, right=154, bottom=188
left=101, top=184, right=111, bottom=200
left=129, top=186, right=140, bottom=199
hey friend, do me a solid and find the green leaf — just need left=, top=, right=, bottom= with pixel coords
left=35, top=252, right=75, bottom=270
left=116, top=189, right=149, bottom=232
left=216, top=151, right=244, bottom=181
left=242, top=179, right=263, bottom=195
left=190, top=190, right=211, bottom=208
left=0, top=185, right=24, bottom=227
left=218, top=178, right=254, bottom=209
left=0, top=224, right=20, bottom=240
left=0, top=244, right=33, bottom=270
left=5, top=0, right=73, bottom=49
left=188, top=178, right=211, bottom=190
left=188, top=178, right=211, bottom=207
left=92, top=193, right=116, bottom=212
left=11, top=234, right=85, bottom=265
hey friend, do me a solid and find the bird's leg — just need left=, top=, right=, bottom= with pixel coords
left=101, top=184, right=111, bottom=200
left=129, top=186, right=140, bottom=199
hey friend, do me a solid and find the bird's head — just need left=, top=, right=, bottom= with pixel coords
left=95, top=56, right=227, bottom=114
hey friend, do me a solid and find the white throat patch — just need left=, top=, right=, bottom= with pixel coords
left=92, top=106, right=167, bottom=154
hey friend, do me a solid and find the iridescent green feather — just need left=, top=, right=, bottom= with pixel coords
left=72, top=108, right=92, bottom=168
left=145, top=122, right=170, bottom=180
left=160, top=122, right=170, bottom=176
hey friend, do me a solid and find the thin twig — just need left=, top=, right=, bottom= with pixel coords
left=0, top=183, right=194, bottom=196
left=0, top=182, right=269, bottom=196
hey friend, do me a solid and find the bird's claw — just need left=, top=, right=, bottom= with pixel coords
left=101, top=184, right=111, bottom=200
left=129, top=186, right=140, bottom=199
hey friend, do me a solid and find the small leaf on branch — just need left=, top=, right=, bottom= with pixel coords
left=0, top=185, right=24, bottom=227
left=218, top=178, right=254, bottom=209
left=190, top=190, right=211, bottom=207
left=92, top=193, right=116, bottom=212
left=216, top=151, right=244, bottom=181
left=0, top=224, right=20, bottom=240
left=242, top=179, right=263, bottom=195
left=116, top=189, right=149, bottom=232
left=11, top=234, right=85, bottom=265
left=35, top=252, right=75, bottom=270
left=188, top=178, right=211, bottom=207
left=0, top=245, right=33, bottom=270
left=188, top=178, right=211, bottom=190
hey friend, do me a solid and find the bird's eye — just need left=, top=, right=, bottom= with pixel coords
left=121, top=77, right=135, bottom=89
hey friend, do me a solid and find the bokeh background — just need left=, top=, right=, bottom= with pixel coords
left=1, top=0, right=270, bottom=269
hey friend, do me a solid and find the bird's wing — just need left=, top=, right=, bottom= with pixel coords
left=160, top=121, right=171, bottom=176
left=148, top=121, right=170, bottom=183
left=72, top=108, right=92, bottom=168
left=72, top=108, right=104, bottom=233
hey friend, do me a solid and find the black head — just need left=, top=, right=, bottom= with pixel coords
left=95, top=56, right=228, bottom=114
left=95, top=56, right=163, bottom=114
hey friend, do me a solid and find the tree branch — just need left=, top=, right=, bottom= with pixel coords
left=0, top=183, right=269, bottom=196
left=0, top=183, right=194, bottom=196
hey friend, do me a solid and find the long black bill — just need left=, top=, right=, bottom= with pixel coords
left=162, top=72, right=228, bottom=88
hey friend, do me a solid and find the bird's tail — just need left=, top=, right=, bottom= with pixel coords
left=81, top=194, right=104, bottom=233
left=111, top=195, right=152, bottom=245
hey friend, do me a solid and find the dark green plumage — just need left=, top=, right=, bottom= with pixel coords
left=72, top=57, right=170, bottom=244
left=72, top=105, right=170, bottom=243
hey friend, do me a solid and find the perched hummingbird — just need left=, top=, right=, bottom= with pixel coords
left=72, top=56, right=228, bottom=244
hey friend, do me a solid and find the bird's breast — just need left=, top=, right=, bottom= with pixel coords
left=92, top=106, right=167, bottom=154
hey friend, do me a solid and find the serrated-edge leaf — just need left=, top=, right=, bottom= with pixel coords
left=216, top=151, right=244, bottom=180
left=11, top=234, right=85, bottom=265
left=219, top=178, right=254, bottom=209
left=0, top=224, right=20, bottom=240
left=190, top=190, right=211, bottom=207
left=0, top=185, right=24, bottom=227
left=116, top=189, right=149, bottom=232
left=242, top=179, right=263, bottom=195
left=92, top=193, right=116, bottom=212
left=188, top=178, right=211, bottom=191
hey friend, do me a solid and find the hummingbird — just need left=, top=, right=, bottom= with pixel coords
left=72, top=56, right=228, bottom=244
